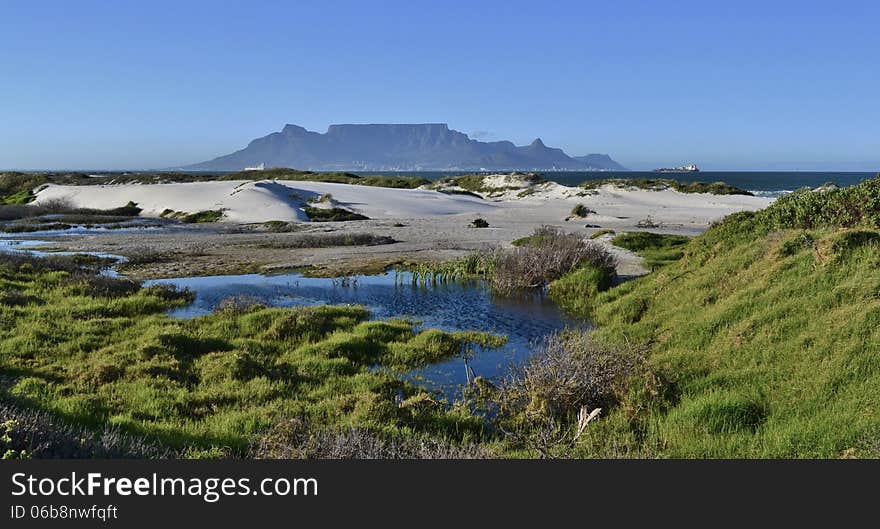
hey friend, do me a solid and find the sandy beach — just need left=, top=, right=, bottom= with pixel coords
left=28, top=176, right=773, bottom=279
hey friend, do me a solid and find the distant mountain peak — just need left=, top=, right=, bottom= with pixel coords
left=282, top=124, right=309, bottom=135
left=185, top=123, right=627, bottom=172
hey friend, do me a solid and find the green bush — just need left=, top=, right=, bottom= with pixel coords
left=579, top=177, right=752, bottom=196
left=181, top=210, right=224, bottom=223
left=303, top=207, right=369, bottom=222
left=570, top=204, right=593, bottom=218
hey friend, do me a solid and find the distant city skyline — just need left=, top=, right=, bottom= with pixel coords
left=1, top=1, right=878, bottom=171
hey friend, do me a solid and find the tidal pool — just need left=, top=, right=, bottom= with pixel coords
left=145, top=271, right=586, bottom=396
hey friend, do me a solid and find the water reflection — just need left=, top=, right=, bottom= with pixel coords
left=146, top=271, right=588, bottom=395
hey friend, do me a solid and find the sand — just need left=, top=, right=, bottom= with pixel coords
left=34, top=177, right=770, bottom=232
left=26, top=176, right=773, bottom=279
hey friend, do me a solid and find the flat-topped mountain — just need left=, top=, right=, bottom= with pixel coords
left=184, top=123, right=627, bottom=172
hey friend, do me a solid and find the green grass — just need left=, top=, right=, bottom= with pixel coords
left=547, top=264, right=615, bottom=318
left=568, top=176, right=880, bottom=457
left=611, top=232, right=691, bottom=268
left=403, top=252, right=498, bottom=285
left=0, top=254, right=501, bottom=456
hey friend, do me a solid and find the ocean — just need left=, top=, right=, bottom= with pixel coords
left=363, top=171, right=878, bottom=198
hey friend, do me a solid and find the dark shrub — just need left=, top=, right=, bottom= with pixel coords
left=493, top=331, right=646, bottom=457
left=491, top=226, right=615, bottom=295
left=303, top=207, right=368, bottom=222
left=570, top=204, right=594, bottom=218
left=0, top=400, right=180, bottom=458
left=498, top=331, right=645, bottom=421
left=252, top=417, right=491, bottom=459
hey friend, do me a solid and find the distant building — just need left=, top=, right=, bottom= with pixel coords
left=244, top=162, right=265, bottom=171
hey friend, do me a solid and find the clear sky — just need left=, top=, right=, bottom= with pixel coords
left=1, top=0, right=878, bottom=171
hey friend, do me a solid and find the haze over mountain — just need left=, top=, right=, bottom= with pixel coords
left=183, top=123, right=627, bottom=172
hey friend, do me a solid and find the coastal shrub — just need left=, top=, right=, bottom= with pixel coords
left=181, top=210, right=224, bottom=223
left=511, top=225, right=559, bottom=247
left=491, top=227, right=615, bottom=295
left=0, top=172, right=90, bottom=201
left=431, top=173, right=545, bottom=195
left=471, top=218, right=489, bottom=228
left=358, top=175, right=429, bottom=189
left=0, top=204, right=39, bottom=221
left=569, top=204, right=594, bottom=218
left=223, top=169, right=429, bottom=189
left=257, top=233, right=395, bottom=249
left=0, top=222, right=72, bottom=233
left=493, top=331, right=645, bottom=457
left=1, top=190, right=35, bottom=205
left=0, top=200, right=140, bottom=222
left=578, top=177, right=752, bottom=196
left=753, top=176, right=880, bottom=230
left=498, top=331, right=645, bottom=421
left=252, top=417, right=491, bottom=459
left=303, top=207, right=369, bottom=222
left=262, top=220, right=303, bottom=233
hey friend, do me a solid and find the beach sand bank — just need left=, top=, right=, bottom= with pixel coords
left=27, top=176, right=772, bottom=279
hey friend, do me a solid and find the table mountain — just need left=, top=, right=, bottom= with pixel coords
left=184, top=123, right=626, bottom=172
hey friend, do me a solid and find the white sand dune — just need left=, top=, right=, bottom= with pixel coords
left=34, top=180, right=498, bottom=223
left=32, top=177, right=771, bottom=229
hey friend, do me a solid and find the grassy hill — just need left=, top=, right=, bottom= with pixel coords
left=574, top=176, right=880, bottom=457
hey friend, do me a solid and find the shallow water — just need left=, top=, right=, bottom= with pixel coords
left=145, top=271, right=584, bottom=396
left=0, top=238, right=127, bottom=276
left=1, top=236, right=585, bottom=396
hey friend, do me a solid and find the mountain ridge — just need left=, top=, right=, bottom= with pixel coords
left=183, top=123, right=627, bottom=172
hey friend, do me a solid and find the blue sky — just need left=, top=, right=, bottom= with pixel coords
left=1, top=0, right=878, bottom=170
